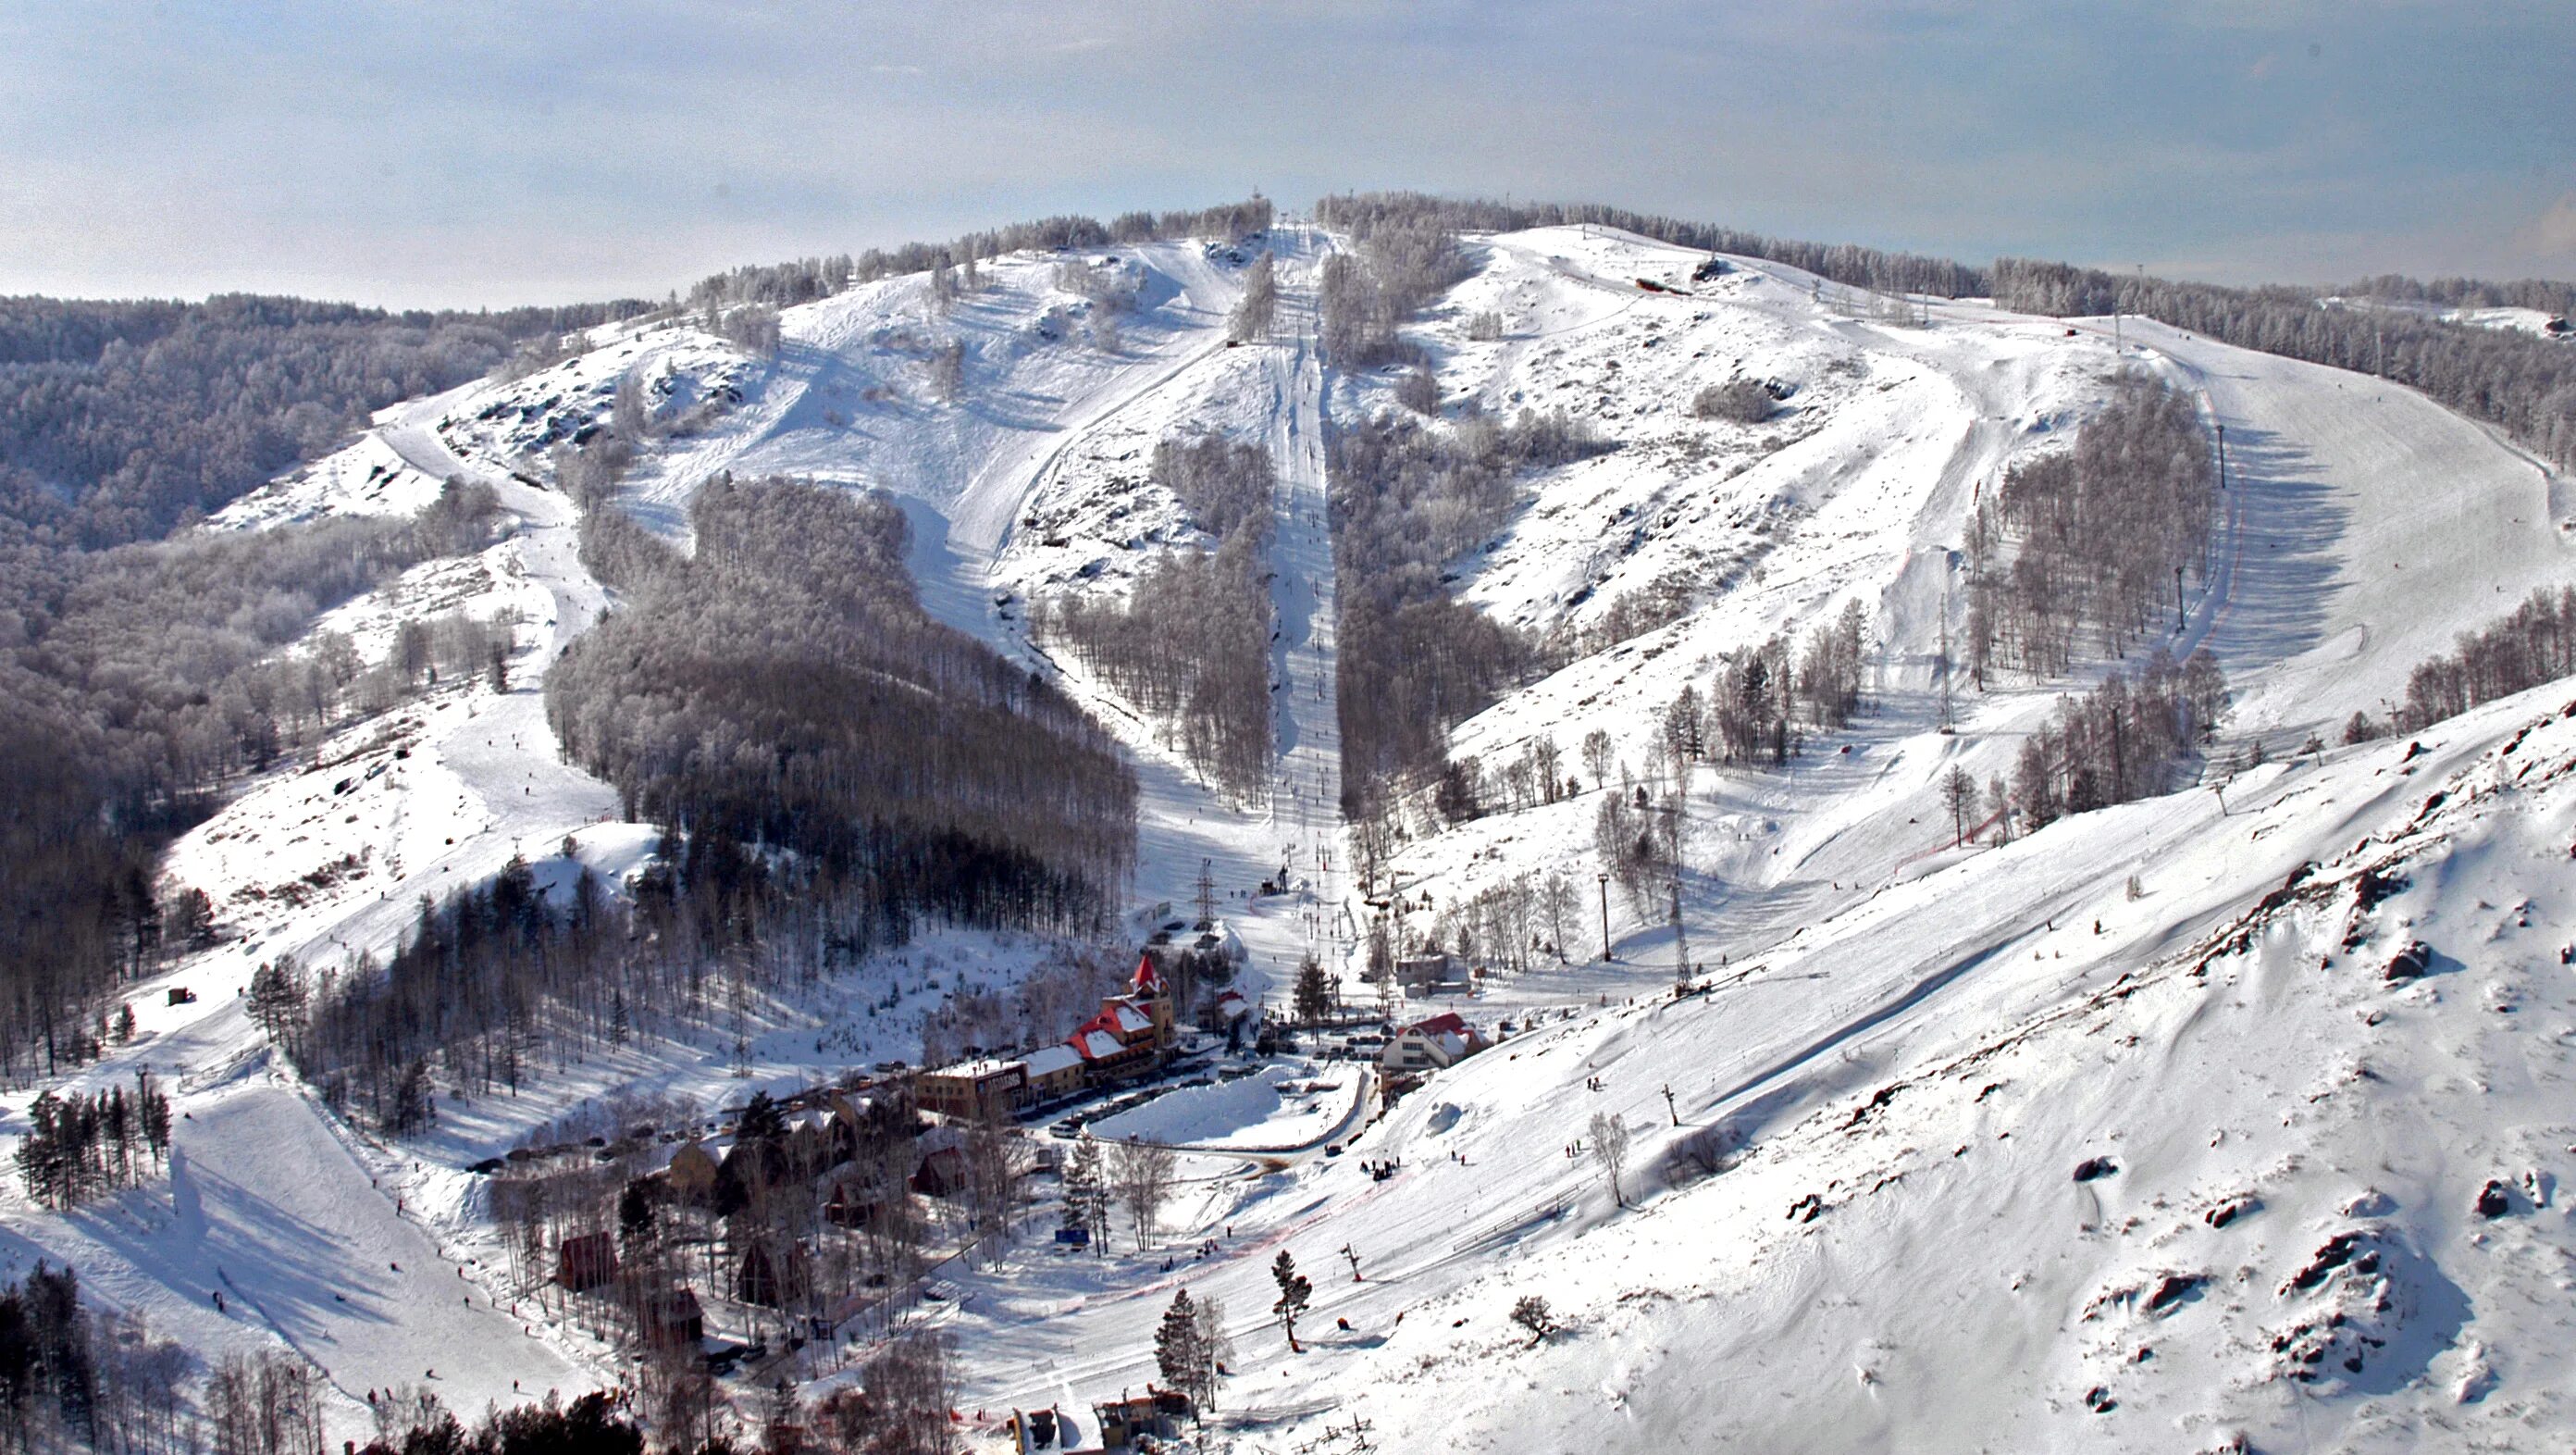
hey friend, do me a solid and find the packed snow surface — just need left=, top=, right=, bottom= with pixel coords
left=1084, top=1065, right=1359, bottom=1152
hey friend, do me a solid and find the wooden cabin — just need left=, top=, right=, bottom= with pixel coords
left=553, top=1230, right=617, bottom=1292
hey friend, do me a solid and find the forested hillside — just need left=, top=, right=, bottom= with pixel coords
left=0, top=294, right=638, bottom=548
left=0, top=487, right=506, bottom=1079
left=1038, top=436, right=1279, bottom=800
left=1330, top=406, right=1604, bottom=812
left=1993, top=257, right=2576, bottom=466
left=547, top=475, right=1136, bottom=938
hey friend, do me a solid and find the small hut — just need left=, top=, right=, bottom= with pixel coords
left=553, top=1230, right=617, bottom=1292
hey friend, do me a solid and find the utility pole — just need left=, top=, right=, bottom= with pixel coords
left=1341, top=1244, right=1363, bottom=1283
left=2175, top=564, right=2186, bottom=632
left=1597, top=872, right=1613, bottom=963
left=1662, top=1083, right=1678, bottom=1125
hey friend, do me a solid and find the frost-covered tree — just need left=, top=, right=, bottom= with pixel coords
left=929, top=340, right=965, bottom=402
left=1227, top=252, right=1277, bottom=343
left=1108, top=1138, right=1176, bottom=1251
left=1589, top=1111, right=1631, bottom=1208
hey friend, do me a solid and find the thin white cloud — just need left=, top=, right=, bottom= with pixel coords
left=0, top=0, right=2567, bottom=305
left=2530, top=193, right=2576, bottom=260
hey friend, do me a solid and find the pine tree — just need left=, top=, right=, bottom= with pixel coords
left=1293, top=955, right=1334, bottom=1029
left=1154, top=1289, right=1207, bottom=1414
left=1270, top=1251, right=1311, bottom=1353
left=1062, top=1138, right=1108, bottom=1252
left=246, top=958, right=308, bottom=1047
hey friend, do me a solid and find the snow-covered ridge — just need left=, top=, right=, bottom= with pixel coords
left=1340, top=225, right=2570, bottom=988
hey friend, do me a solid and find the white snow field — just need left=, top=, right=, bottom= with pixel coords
left=1334, top=227, right=2573, bottom=1006
left=936, top=680, right=2576, bottom=1455
left=5, top=218, right=2573, bottom=1453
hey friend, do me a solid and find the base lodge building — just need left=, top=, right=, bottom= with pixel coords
left=918, top=955, right=1176, bottom=1120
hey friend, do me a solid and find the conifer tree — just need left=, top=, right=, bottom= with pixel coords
left=1270, top=1251, right=1311, bottom=1353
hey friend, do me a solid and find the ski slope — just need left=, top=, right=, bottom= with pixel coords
left=7, top=215, right=2574, bottom=1452
left=929, top=678, right=2576, bottom=1455
left=2112, top=313, right=2570, bottom=736
left=906, top=229, right=2576, bottom=1449
left=1333, top=226, right=2572, bottom=994
left=0, top=373, right=652, bottom=1436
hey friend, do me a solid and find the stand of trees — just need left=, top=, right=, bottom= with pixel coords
left=2011, top=650, right=2229, bottom=829
left=1313, top=192, right=1987, bottom=304
left=354, top=1388, right=641, bottom=1455
left=1037, top=437, right=1277, bottom=800
left=1331, top=408, right=1607, bottom=818
left=2342, top=274, right=2576, bottom=317
left=298, top=852, right=626, bottom=1128
left=685, top=196, right=1275, bottom=315
left=1395, top=864, right=1583, bottom=972
left=548, top=475, right=1136, bottom=933
left=1154, top=434, right=1275, bottom=543
left=1993, top=258, right=2576, bottom=468
left=0, top=1263, right=192, bottom=1455
left=0, top=486, right=507, bottom=1083
left=2395, top=585, right=2576, bottom=731
left=11, top=1073, right=172, bottom=1209
left=1315, top=210, right=1472, bottom=367
left=1968, top=375, right=2215, bottom=680
left=1229, top=253, right=1277, bottom=343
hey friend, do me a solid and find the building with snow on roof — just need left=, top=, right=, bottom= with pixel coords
left=915, top=955, right=1179, bottom=1121
left=1381, top=1012, right=1487, bottom=1074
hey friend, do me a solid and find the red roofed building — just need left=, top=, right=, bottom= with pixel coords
left=1382, top=1012, right=1486, bottom=1073
left=1130, top=952, right=1167, bottom=999
left=1065, top=970, right=1174, bottom=1081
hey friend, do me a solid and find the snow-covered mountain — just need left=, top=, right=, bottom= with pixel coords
left=5, top=216, right=2570, bottom=1455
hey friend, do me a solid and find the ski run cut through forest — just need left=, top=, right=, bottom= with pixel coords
left=7, top=192, right=2576, bottom=1455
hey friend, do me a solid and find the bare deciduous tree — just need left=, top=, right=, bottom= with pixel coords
left=1589, top=1111, right=1630, bottom=1208
left=1108, top=1138, right=1177, bottom=1251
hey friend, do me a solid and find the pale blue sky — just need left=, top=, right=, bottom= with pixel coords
left=3, top=1, right=2570, bottom=307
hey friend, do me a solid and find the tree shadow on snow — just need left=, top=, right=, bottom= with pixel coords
left=2200, top=420, right=2347, bottom=677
